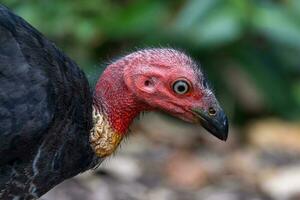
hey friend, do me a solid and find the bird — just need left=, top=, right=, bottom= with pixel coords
left=0, top=4, right=228, bottom=200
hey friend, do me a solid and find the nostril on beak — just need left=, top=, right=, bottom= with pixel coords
left=208, top=107, right=216, bottom=116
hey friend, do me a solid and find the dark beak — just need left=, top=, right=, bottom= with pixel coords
left=192, top=107, right=228, bottom=141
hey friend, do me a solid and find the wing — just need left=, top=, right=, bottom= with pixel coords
left=0, top=5, right=91, bottom=165
left=0, top=5, right=56, bottom=164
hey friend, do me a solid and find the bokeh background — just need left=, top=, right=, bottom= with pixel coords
left=3, top=0, right=300, bottom=199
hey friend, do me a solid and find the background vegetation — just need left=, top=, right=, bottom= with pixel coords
left=2, top=1, right=300, bottom=199
left=3, top=0, right=300, bottom=125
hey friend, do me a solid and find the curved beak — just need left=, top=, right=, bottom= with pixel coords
left=191, top=107, right=228, bottom=141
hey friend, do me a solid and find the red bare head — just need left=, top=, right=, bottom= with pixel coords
left=94, top=48, right=228, bottom=141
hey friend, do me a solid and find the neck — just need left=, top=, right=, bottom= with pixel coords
left=94, top=61, right=150, bottom=134
left=90, top=60, right=150, bottom=157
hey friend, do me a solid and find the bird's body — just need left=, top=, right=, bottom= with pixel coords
left=0, top=4, right=228, bottom=200
left=0, top=5, right=98, bottom=199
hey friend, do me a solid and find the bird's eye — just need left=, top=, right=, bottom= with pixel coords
left=173, top=80, right=190, bottom=94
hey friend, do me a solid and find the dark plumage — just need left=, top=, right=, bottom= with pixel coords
left=0, top=5, right=99, bottom=199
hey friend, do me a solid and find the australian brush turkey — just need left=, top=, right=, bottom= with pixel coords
left=0, top=4, right=228, bottom=200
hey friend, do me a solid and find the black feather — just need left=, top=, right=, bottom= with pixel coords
left=0, top=4, right=101, bottom=199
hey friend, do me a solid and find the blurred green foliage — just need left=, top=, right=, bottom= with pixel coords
left=3, top=0, right=300, bottom=124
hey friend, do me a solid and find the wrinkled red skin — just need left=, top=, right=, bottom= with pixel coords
left=94, top=49, right=212, bottom=135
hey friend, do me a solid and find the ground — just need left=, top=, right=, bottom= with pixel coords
left=42, top=113, right=300, bottom=200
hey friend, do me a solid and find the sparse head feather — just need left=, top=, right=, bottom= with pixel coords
left=91, top=48, right=228, bottom=158
left=121, top=48, right=200, bottom=74
left=94, top=48, right=226, bottom=137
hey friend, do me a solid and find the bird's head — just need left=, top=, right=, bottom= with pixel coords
left=91, top=48, right=228, bottom=157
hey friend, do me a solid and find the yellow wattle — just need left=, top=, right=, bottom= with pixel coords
left=89, top=107, right=123, bottom=157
